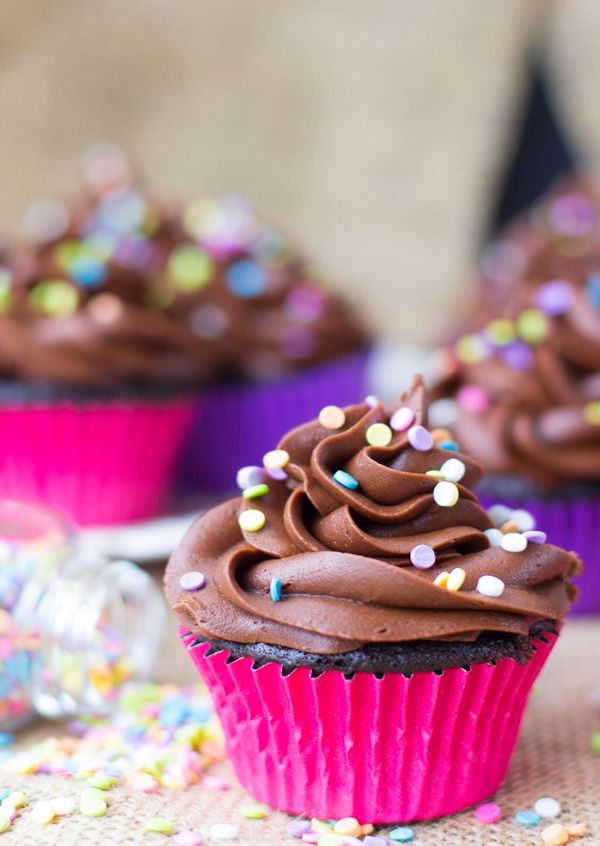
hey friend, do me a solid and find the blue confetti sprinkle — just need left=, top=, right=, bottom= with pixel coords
left=439, top=440, right=459, bottom=451
left=586, top=272, right=600, bottom=310
left=515, top=810, right=540, bottom=826
left=270, top=577, right=282, bottom=602
left=0, top=734, right=13, bottom=749
left=333, top=469, right=359, bottom=490
left=69, top=255, right=106, bottom=287
left=389, top=827, right=415, bottom=842
left=226, top=260, right=267, bottom=298
left=159, top=694, right=190, bottom=727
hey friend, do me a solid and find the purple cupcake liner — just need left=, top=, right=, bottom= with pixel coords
left=477, top=491, right=600, bottom=615
left=181, top=349, right=371, bottom=492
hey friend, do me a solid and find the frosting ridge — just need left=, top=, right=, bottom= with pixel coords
left=166, top=376, right=580, bottom=655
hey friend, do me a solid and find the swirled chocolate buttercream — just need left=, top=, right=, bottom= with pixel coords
left=166, top=377, right=580, bottom=656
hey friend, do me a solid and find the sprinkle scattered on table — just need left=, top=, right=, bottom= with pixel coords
left=515, top=809, right=541, bottom=826
left=535, top=796, right=561, bottom=819
left=145, top=816, right=174, bottom=834
left=0, top=682, right=224, bottom=793
left=389, top=826, right=416, bottom=841
left=474, top=802, right=502, bottom=824
left=210, top=821, right=239, bottom=840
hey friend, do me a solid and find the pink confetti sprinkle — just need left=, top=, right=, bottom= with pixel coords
left=173, top=831, right=203, bottom=846
left=203, top=775, right=230, bottom=791
left=390, top=406, right=415, bottom=432
left=129, top=773, right=160, bottom=793
left=475, top=802, right=502, bottom=824
left=457, top=384, right=490, bottom=415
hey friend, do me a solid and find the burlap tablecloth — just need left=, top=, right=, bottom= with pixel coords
left=1, top=605, right=599, bottom=845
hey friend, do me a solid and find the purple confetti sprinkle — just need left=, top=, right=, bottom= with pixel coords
left=407, top=425, right=434, bottom=451
left=266, top=466, right=287, bottom=481
left=501, top=340, right=534, bottom=371
left=523, top=530, right=547, bottom=544
left=410, top=544, right=436, bottom=569
left=286, top=820, right=311, bottom=838
left=534, top=279, right=574, bottom=316
left=236, top=465, right=266, bottom=490
left=179, top=571, right=206, bottom=591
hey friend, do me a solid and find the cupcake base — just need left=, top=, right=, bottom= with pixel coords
left=0, top=390, right=196, bottom=526
left=477, top=477, right=600, bottom=615
left=182, top=629, right=557, bottom=823
left=193, top=619, right=554, bottom=676
left=180, top=349, right=371, bottom=492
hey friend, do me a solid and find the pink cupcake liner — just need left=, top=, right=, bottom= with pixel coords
left=181, top=349, right=371, bottom=492
left=182, top=631, right=556, bottom=823
left=478, top=492, right=599, bottom=615
left=0, top=396, right=196, bottom=526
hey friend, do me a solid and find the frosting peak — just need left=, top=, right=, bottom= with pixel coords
left=166, top=376, right=580, bottom=655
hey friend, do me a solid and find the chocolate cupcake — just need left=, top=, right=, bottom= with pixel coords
left=8, top=146, right=370, bottom=515
left=0, top=202, right=199, bottom=525
left=431, top=177, right=600, bottom=613
left=165, top=376, right=579, bottom=822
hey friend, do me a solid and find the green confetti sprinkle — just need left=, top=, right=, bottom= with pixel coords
left=87, top=773, right=117, bottom=790
left=242, top=483, right=270, bottom=500
left=79, top=787, right=107, bottom=817
left=517, top=308, right=549, bottom=345
left=167, top=246, right=213, bottom=292
left=29, top=280, right=79, bottom=316
left=145, top=817, right=174, bottom=834
left=240, top=802, right=267, bottom=819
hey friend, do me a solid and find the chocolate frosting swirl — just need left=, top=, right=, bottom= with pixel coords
left=1, top=162, right=366, bottom=390
left=432, top=178, right=600, bottom=487
left=165, top=377, right=580, bottom=655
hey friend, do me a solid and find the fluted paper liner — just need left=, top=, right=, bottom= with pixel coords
left=0, top=396, right=196, bottom=526
left=182, top=631, right=557, bottom=823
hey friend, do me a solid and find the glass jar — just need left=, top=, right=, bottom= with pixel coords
left=0, top=500, right=164, bottom=730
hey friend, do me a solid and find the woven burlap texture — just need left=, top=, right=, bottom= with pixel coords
left=1, top=617, right=599, bottom=845
left=0, top=0, right=537, bottom=345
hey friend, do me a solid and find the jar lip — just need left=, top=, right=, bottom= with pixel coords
left=0, top=499, right=74, bottom=545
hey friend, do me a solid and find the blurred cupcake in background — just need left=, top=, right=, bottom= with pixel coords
left=0, top=145, right=370, bottom=521
left=0, top=147, right=203, bottom=526
left=431, top=177, right=600, bottom=613
left=477, top=176, right=600, bottom=312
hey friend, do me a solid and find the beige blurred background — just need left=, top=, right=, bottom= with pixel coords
left=0, top=1, right=599, bottom=343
